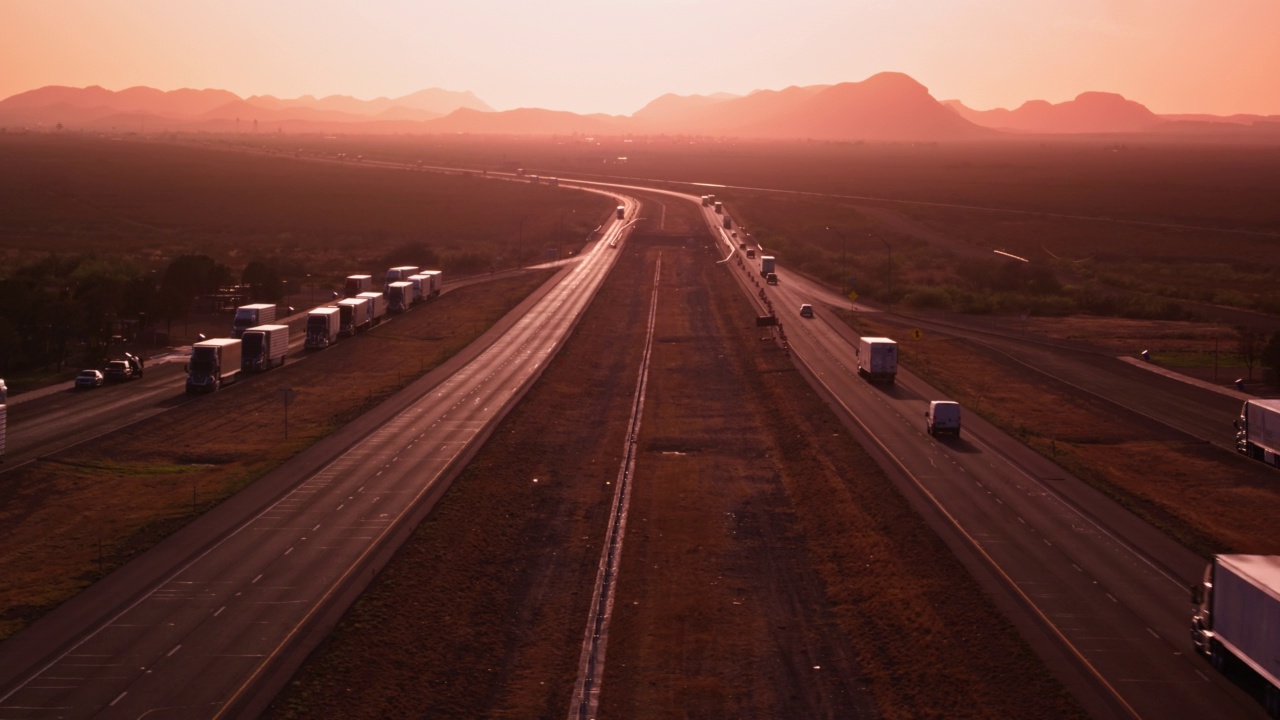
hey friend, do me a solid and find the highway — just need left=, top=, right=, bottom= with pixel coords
left=694, top=197, right=1268, bottom=719
left=0, top=195, right=638, bottom=719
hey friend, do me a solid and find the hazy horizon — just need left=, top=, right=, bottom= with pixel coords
left=4, top=0, right=1280, bottom=117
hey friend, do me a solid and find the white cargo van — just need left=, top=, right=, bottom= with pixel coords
left=926, top=401, right=962, bottom=438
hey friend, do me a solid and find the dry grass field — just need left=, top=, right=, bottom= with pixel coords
left=0, top=134, right=612, bottom=281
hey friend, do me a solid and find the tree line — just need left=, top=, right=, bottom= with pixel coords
left=0, top=253, right=284, bottom=374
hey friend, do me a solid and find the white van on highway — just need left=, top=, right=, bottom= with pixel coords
left=926, top=401, right=962, bottom=438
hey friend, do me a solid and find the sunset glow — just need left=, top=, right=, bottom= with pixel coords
left=4, top=0, right=1279, bottom=115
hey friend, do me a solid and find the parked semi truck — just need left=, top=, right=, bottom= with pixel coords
left=305, top=307, right=341, bottom=349
left=357, top=291, right=387, bottom=326
left=1236, top=399, right=1280, bottom=468
left=759, top=255, right=776, bottom=278
left=857, top=337, right=898, bottom=384
left=186, top=338, right=241, bottom=393
left=386, top=266, right=419, bottom=285
left=344, top=274, right=373, bottom=297
left=337, top=297, right=370, bottom=336
left=241, top=324, right=289, bottom=372
left=1192, top=555, right=1280, bottom=716
left=232, top=304, right=276, bottom=338
left=386, top=281, right=414, bottom=313
left=406, top=275, right=427, bottom=304
left=420, top=270, right=442, bottom=298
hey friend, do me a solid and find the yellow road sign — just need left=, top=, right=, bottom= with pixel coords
left=912, top=328, right=924, bottom=341
left=847, top=290, right=858, bottom=302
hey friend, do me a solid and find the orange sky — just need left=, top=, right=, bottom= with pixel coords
left=3, top=1, right=1279, bottom=116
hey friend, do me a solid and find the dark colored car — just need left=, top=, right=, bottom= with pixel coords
left=103, top=360, right=134, bottom=382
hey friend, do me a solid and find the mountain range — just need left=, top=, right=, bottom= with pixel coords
left=3, top=74, right=1278, bottom=140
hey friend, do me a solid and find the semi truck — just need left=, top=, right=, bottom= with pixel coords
left=386, top=266, right=419, bottom=285
left=240, top=324, right=289, bottom=372
left=231, top=304, right=277, bottom=338
left=386, top=281, right=414, bottom=313
left=1191, top=555, right=1280, bottom=716
left=759, top=255, right=776, bottom=278
left=186, top=338, right=241, bottom=394
left=337, top=297, right=370, bottom=336
left=616, top=205, right=625, bottom=219
left=713, top=201, right=723, bottom=214
left=305, top=307, right=341, bottom=349
left=722, top=215, right=733, bottom=229
left=344, top=274, right=373, bottom=297
left=1236, top=399, right=1280, bottom=468
left=357, top=291, right=387, bottom=326
left=420, top=270, right=443, bottom=298
left=856, top=337, right=898, bottom=384
left=406, top=275, right=427, bottom=304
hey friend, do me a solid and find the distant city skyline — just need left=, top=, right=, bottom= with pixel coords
left=4, top=0, right=1279, bottom=116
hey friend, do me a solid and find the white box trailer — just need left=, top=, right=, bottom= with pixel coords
left=386, top=281, right=414, bottom=313
left=240, top=324, right=289, bottom=372
left=406, top=275, right=427, bottom=304
left=358, top=291, right=387, bottom=326
left=232, top=304, right=276, bottom=338
left=857, top=337, right=898, bottom=384
left=386, top=266, right=419, bottom=285
left=1192, top=555, right=1280, bottom=714
left=1236, top=399, right=1280, bottom=468
left=305, top=307, right=341, bottom=349
left=186, top=338, right=241, bottom=394
left=344, top=274, right=372, bottom=297
left=420, top=270, right=442, bottom=298
left=337, top=297, right=370, bottom=336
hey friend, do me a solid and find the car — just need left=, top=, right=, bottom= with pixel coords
left=799, top=304, right=814, bottom=318
left=74, top=369, right=104, bottom=389
left=103, top=360, right=135, bottom=382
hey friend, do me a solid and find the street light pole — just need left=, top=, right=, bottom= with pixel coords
left=869, top=233, right=891, bottom=310
left=826, top=226, right=846, bottom=297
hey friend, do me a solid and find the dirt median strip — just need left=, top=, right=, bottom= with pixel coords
left=268, top=232, right=1083, bottom=719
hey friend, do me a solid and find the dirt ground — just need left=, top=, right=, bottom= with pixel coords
left=269, top=232, right=1081, bottom=719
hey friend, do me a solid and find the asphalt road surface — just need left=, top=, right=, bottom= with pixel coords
left=0, top=195, right=638, bottom=719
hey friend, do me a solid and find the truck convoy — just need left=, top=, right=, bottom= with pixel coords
left=337, top=297, right=370, bottom=336
left=1192, top=555, right=1280, bottom=716
left=231, top=304, right=277, bottom=338
left=857, top=337, right=899, bottom=384
left=305, top=307, right=341, bottom=349
left=344, top=274, right=373, bottom=297
left=240, top=324, right=289, bottom=372
left=357, top=291, right=387, bottom=327
left=386, top=281, right=414, bottom=313
left=1236, top=399, right=1280, bottom=468
left=186, top=338, right=241, bottom=393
